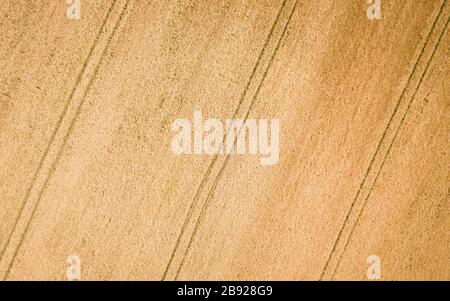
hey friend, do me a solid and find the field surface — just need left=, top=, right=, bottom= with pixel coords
left=0, top=0, right=449, bottom=280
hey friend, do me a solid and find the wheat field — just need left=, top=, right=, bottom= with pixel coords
left=0, top=0, right=449, bottom=280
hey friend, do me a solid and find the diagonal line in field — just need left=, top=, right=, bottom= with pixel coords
left=1, top=0, right=132, bottom=279
left=161, top=0, right=300, bottom=280
left=320, top=0, right=449, bottom=280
